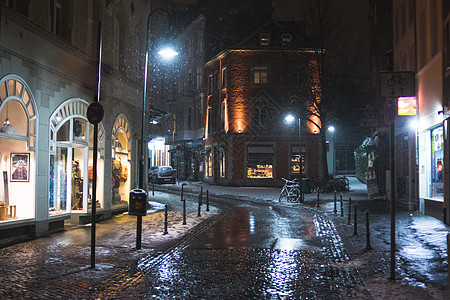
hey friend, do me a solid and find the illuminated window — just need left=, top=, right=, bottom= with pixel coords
left=281, top=34, right=292, bottom=46
left=206, top=150, right=212, bottom=177
left=431, top=127, right=444, bottom=199
left=219, top=149, right=226, bottom=177
left=252, top=65, right=269, bottom=85
left=290, top=145, right=305, bottom=174
left=247, top=145, right=274, bottom=178
left=260, top=33, right=270, bottom=46
left=208, top=75, right=213, bottom=95
left=221, top=67, right=227, bottom=89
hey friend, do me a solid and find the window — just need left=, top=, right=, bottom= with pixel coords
left=252, top=65, right=269, bottom=85
left=220, top=99, right=226, bottom=130
left=50, top=0, right=63, bottom=36
left=219, top=149, right=226, bottom=178
left=281, top=34, right=292, bottom=47
left=221, top=67, right=227, bottom=89
left=431, top=127, right=444, bottom=199
left=197, top=67, right=203, bottom=91
left=208, top=75, right=213, bottom=95
left=197, top=31, right=204, bottom=52
left=206, top=150, right=212, bottom=177
left=290, top=145, right=305, bottom=175
left=260, top=33, right=270, bottom=46
left=247, top=145, right=274, bottom=178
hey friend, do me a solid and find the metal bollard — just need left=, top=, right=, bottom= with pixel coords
left=340, top=193, right=344, bottom=217
left=182, top=197, right=187, bottom=225
left=346, top=197, right=352, bottom=225
left=181, top=183, right=186, bottom=201
left=163, top=202, right=168, bottom=235
left=333, top=190, right=337, bottom=214
left=152, top=182, right=155, bottom=196
left=206, top=190, right=210, bottom=212
left=197, top=193, right=201, bottom=217
left=200, top=187, right=203, bottom=206
left=316, top=190, right=320, bottom=207
left=352, top=203, right=358, bottom=236
left=365, top=210, right=372, bottom=250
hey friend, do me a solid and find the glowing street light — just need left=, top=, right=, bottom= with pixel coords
left=285, top=113, right=303, bottom=203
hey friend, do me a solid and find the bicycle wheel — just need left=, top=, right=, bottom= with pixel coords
left=287, top=189, right=300, bottom=202
left=279, top=188, right=286, bottom=202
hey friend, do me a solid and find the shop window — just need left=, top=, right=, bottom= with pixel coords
left=281, top=34, right=292, bottom=47
left=111, top=114, right=131, bottom=210
left=219, top=149, right=226, bottom=178
left=247, top=145, right=274, bottom=178
left=206, top=151, right=212, bottom=177
left=260, top=33, right=270, bottom=46
left=0, top=75, right=37, bottom=223
left=49, top=99, right=105, bottom=216
left=431, top=127, right=444, bottom=199
left=290, top=145, right=305, bottom=174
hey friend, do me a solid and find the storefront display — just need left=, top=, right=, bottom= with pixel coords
left=290, top=145, right=305, bottom=175
left=111, top=115, right=131, bottom=210
left=0, top=76, right=37, bottom=223
left=247, top=145, right=274, bottom=178
left=49, top=99, right=105, bottom=216
left=431, top=127, right=444, bottom=199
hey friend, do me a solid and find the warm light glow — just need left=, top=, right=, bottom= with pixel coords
left=158, top=47, right=179, bottom=60
left=398, top=96, right=416, bottom=115
left=224, top=98, right=229, bottom=132
left=307, top=59, right=322, bottom=133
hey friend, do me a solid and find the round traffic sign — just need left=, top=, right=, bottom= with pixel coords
left=384, top=99, right=397, bottom=124
left=87, top=102, right=104, bottom=124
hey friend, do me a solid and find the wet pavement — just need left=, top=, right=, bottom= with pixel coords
left=0, top=177, right=449, bottom=299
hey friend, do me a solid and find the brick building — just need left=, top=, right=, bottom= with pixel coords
left=203, top=21, right=322, bottom=186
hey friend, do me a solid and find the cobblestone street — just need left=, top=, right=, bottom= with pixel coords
left=0, top=177, right=449, bottom=299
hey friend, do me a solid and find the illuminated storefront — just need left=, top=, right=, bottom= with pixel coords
left=0, top=75, right=37, bottom=223
left=148, top=137, right=170, bottom=167
left=246, top=145, right=274, bottom=178
left=431, top=127, right=443, bottom=199
left=49, top=99, right=105, bottom=220
left=111, top=114, right=131, bottom=210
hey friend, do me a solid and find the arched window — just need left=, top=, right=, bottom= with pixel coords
left=49, top=99, right=105, bottom=216
left=111, top=114, right=131, bottom=209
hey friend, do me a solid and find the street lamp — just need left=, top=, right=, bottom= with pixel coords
left=136, top=8, right=178, bottom=249
left=327, top=126, right=336, bottom=176
left=285, top=113, right=303, bottom=203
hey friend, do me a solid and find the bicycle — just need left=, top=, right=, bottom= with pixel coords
left=279, top=178, right=303, bottom=203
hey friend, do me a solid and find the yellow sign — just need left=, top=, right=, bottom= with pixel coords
left=398, top=96, right=416, bottom=115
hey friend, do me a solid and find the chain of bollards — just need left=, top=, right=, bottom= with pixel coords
left=163, top=202, right=168, bottom=235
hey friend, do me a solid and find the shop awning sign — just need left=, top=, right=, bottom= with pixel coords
left=379, top=72, right=415, bottom=98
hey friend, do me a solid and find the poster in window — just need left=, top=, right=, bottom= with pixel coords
left=10, top=153, right=30, bottom=182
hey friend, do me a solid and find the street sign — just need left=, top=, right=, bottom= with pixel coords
left=380, top=72, right=415, bottom=98
left=384, top=98, right=397, bottom=124
left=87, top=102, right=104, bottom=124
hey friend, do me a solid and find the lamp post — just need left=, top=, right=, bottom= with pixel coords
left=327, top=125, right=336, bottom=176
left=136, top=8, right=178, bottom=250
left=285, top=114, right=303, bottom=203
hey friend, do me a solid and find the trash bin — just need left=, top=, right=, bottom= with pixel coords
left=302, top=178, right=311, bottom=194
left=129, top=188, right=148, bottom=216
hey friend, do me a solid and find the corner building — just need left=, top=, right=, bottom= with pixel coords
left=203, top=21, right=322, bottom=186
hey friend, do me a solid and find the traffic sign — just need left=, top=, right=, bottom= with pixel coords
left=384, top=98, right=397, bottom=124
left=87, top=102, right=104, bottom=124
left=380, top=72, right=415, bottom=98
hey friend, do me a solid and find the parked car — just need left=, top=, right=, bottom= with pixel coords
left=149, top=166, right=176, bottom=184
